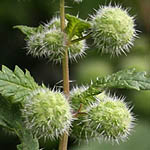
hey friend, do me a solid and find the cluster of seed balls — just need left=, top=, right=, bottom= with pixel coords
left=27, top=17, right=86, bottom=63
left=22, top=85, right=134, bottom=142
left=21, top=5, right=136, bottom=142
left=26, top=5, right=136, bottom=62
left=70, top=87, right=135, bottom=143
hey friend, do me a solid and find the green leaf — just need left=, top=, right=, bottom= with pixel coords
left=14, top=25, right=44, bottom=38
left=65, top=14, right=91, bottom=39
left=92, top=68, right=150, bottom=91
left=0, top=65, right=39, bottom=103
left=72, top=69, right=150, bottom=106
left=17, top=129, right=39, bottom=150
left=0, top=95, right=40, bottom=150
left=0, top=95, right=22, bottom=130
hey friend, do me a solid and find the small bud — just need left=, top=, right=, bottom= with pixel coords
left=91, top=5, right=137, bottom=56
left=22, top=88, right=73, bottom=139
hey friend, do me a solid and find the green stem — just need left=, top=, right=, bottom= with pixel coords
left=59, top=0, right=69, bottom=150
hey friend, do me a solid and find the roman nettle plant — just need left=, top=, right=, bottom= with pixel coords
left=0, top=0, right=150, bottom=150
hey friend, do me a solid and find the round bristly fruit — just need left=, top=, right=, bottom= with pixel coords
left=26, top=17, right=87, bottom=63
left=91, top=5, right=137, bottom=56
left=22, top=87, right=73, bottom=140
left=45, top=17, right=87, bottom=62
left=71, top=92, right=135, bottom=143
left=26, top=28, right=65, bottom=63
left=87, top=93, right=135, bottom=142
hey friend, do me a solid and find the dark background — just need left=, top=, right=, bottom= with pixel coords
left=0, top=0, right=150, bottom=149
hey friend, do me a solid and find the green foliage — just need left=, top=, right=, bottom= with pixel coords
left=14, top=25, right=44, bottom=39
left=65, top=14, right=91, bottom=39
left=92, top=68, right=150, bottom=91
left=17, top=129, right=39, bottom=150
left=0, top=65, right=38, bottom=103
left=71, top=69, right=150, bottom=107
left=0, top=95, right=39, bottom=150
left=0, top=95, right=20, bottom=130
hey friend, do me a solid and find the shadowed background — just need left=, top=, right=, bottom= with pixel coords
left=0, top=0, right=150, bottom=149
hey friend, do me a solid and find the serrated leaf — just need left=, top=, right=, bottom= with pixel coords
left=92, top=68, right=150, bottom=91
left=74, top=69, right=150, bottom=106
left=14, top=25, right=44, bottom=38
left=65, top=14, right=91, bottom=39
left=0, top=65, right=39, bottom=103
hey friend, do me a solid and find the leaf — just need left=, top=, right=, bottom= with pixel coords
left=72, top=69, right=150, bottom=106
left=0, top=65, right=39, bottom=103
left=92, top=68, right=150, bottom=91
left=17, top=129, right=39, bottom=150
left=0, top=95, right=22, bottom=129
left=65, top=14, right=91, bottom=39
left=0, top=95, right=40, bottom=150
left=14, top=25, right=44, bottom=38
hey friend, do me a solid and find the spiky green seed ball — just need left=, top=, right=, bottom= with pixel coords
left=27, top=29, right=65, bottom=62
left=70, top=86, right=89, bottom=110
left=71, top=92, right=134, bottom=143
left=87, top=93, right=134, bottom=142
left=45, top=17, right=87, bottom=62
left=27, top=17, right=86, bottom=63
left=22, top=88, right=72, bottom=139
left=91, top=6, right=137, bottom=56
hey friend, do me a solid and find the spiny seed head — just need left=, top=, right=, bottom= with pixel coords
left=71, top=115, right=98, bottom=143
left=69, top=37, right=87, bottom=62
left=45, top=17, right=87, bottom=62
left=71, top=92, right=135, bottom=143
left=87, top=93, right=135, bottom=143
left=26, top=17, right=87, bottom=63
left=70, top=86, right=91, bottom=110
left=91, top=5, right=137, bottom=56
left=22, top=87, right=73, bottom=140
left=44, top=17, right=61, bottom=29
left=27, top=28, right=65, bottom=63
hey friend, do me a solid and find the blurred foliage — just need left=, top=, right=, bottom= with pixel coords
left=0, top=0, right=150, bottom=149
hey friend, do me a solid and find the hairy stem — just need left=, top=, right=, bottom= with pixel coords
left=59, top=0, right=69, bottom=150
